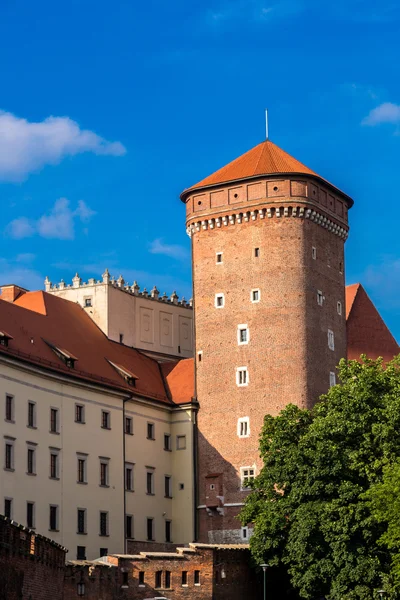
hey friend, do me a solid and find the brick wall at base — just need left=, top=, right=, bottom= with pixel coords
left=0, top=515, right=66, bottom=600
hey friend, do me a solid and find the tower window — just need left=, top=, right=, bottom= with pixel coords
left=236, top=367, right=249, bottom=387
left=215, top=293, right=225, bottom=308
left=197, top=351, right=203, bottom=363
left=251, top=289, right=260, bottom=303
left=237, top=417, right=250, bottom=438
left=84, top=297, right=92, bottom=307
left=254, top=247, right=260, bottom=258
left=330, top=371, right=336, bottom=387
left=240, top=466, right=256, bottom=490
left=317, top=291, right=324, bottom=306
left=241, top=526, right=249, bottom=540
left=337, top=301, right=342, bottom=316
left=312, top=246, right=317, bottom=260
left=328, top=329, right=335, bottom=351
left=216, top=252, right=223, bottom=264
left=237, top=325, right=249, bottom=345
left=339, top=261, right=343, bottom=273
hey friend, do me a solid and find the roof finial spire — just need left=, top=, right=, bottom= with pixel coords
left=265, top=108, right=269, bottom=141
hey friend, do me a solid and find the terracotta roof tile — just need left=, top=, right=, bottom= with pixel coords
left=0, top=292, right=171, bottom=403
left=161, top=359, right=195, bottom=405
left=181, top=140, right=351, bottom=203
left=346, top=283, right=399, bottom=363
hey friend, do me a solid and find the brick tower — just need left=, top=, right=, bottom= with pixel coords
left=180, top=139, right=353, bottom=543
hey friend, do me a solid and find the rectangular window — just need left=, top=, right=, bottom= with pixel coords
left=236, top=367, right=248, bottom=387
left=165, top=475, right=172, bottom=498
left=194, top=570, right=200, bottom=585
left=100, top=462, right=109, bottom=486
left=50, top=452, right=59, bottom=479
left=337, top=301, right=342, bottom=316
left=77, top=509, right=86, bottom=534
left=27, top=502, right=35, bottom=529
left=101, top=411, right=110, bottom=429
left=5, top=443, right=13, bottom=470
left=251, top=289, right=260, bottom=303
left=237, top=325, right=249, bottom=345
left=215, top=293, right=225, bottom=308
left=27, top=448, right=35, bottom=474
left=155, top=570, right=162, bottom=588
left=165, top=520, right=172, bottom=543
left=77, top=457, right=86, bottom=483
left=312, top=246, right=317, bottom=260
left=254, top=247, right=260, bottom=258
left=100, top=547, right=108, bottom=557
left=241, top=467, right=255, bottom=490
left=165, top=571, right=171, bottom=589
left=176, top=435, right=186, bottom=450
left=125, top=465, right=134, bottom=491
left=126, top=515, right=133, bottom=539
left=147, top=422, right=155, bottom=440
left=330, top=372, right=336, bottom=387
left=119, top=333, right=124, bottom=344
left=49, top=505, right=58, bottom=531
left=139, top=571, right=145, bottom=585
left=182, top=571, right=188, bottom=586
left=75, top=404, right=84, bottom=424
left=216, top=252, right=223, bottom=264
left=317, top=291, right=324, bottom=306
left=5, top=395, right=13, bottom=422
left=99, top=511, right=108, bottom=536
left=125, top=417, right=133, bottom=434
left=328, top=329, right=335, bottom=351
left=50, top=408, right=58, bottom=433
left=4, top=498, right=12, bottom=519
left=241, top=526, right=249, bottom=540
left=238, top=417, right=250, bottom=438
left=147, top=518, right=154, bottom=541
left=146, top=471, right=154, bottom=495
left=84, top=297, right=92, bottom=307
left=77, top=546, right=86, bottom=560
left=28, top=402, right=36, bottom=428
left=164, top=434, right=171, bottom=451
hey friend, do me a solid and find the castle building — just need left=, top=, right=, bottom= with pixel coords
left=45, top=272, right=193, bottom=361
left=0, top=285, right=195, bottom=560
left=181, top=139, right=354, bottom=543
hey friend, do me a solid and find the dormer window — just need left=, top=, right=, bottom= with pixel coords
left=43, top=339, right=78, bottom=368
left=0, top=331, right=13, bottom=348
left=107, top=360, right=138, bottom=386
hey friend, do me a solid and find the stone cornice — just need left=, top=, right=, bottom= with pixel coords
left=186, top=204, right=349, bottom=240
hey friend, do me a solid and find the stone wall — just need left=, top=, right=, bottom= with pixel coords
left=0, top=515, right=65, bottom=600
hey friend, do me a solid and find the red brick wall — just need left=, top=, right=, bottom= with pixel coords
left=186, top=176, right=350, bottom=542
left=0, top=516, right=65, bottom=600
left=64, top=563, right=119, bottom=600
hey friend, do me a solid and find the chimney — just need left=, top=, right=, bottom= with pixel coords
left=0, top=284, right=28, bottom=303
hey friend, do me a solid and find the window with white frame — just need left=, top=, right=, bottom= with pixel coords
left=236, top=367, right=249, bottom=387
left=28, top=402, right=36, bottom=428
left=241, top=526, right=249, bottom=540
left=50, top=450, right=60, bottom=480
left=215, top=293, right=225, bottom=308
left=337, top=301, right=342, bottom=316
left=312, top=246, right=317, bottom=260
left=240, top=466, right=256, bottom=490
left=5, top=441, right=14, bottom=470
left=237, top=417, right=250, bottom=438
left=328, top=329, right=335, bottom=351
left=77, top=455, right=87, bottom=483
left=27, top=445, right=36, bottom=475
left=216, top=252, right=223, bottom=264
left=330, top=372, right=336, bottom=387
left=237, top=325, right=249, bottom=345
left=5, top=394, right=14, bottom=422
left=251, top=289, right=260, bottom=303
left=317, top=291, right=324, bottom=306
left=125, top=463, right=134, bottom=491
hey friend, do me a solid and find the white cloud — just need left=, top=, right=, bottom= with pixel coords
left=362, top=102, right=400, bottom=126
left=149, top=238, right=189, bottom=261
left=0, top=258, right=43, bottom=291
left=6, top=198, right=96, bottom=241
left=0, top=110, right=126, bottom=182
left=15, top=253, right=36, bottom=264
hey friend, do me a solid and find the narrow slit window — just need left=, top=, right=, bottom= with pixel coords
left=251, top=289, right=260, bottom=303
left=215, top=293, right=225, bottom=308
left=254, top=247, right=260, bottom=258
left=337, top=301, right=342, bottom=316
left=216, top=252, right=223, bottom=264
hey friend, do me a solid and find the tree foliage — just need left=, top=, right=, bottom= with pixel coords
left=240, top=356, right=400, bottom=599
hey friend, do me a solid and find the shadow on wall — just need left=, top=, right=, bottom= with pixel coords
left=0, top=565, right=23, bottom=600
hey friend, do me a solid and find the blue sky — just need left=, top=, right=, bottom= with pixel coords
left=1, top=0, right=400, bottom=338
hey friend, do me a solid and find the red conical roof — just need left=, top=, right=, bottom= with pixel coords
left=181, top=139, right=352, bottom=204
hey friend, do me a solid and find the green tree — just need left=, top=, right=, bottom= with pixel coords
left=241, top=356, right=400, bottom=599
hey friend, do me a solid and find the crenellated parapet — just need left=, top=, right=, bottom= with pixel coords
left=44, top=271, right=193, bottom=309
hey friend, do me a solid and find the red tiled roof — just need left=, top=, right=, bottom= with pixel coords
left=181, top=140, right=352, bottom=203
left=161, top=359, right=195, bottom=405
left=0, top=292, right=171, bottom=404
left=346, top=283, right=399, bottom=363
